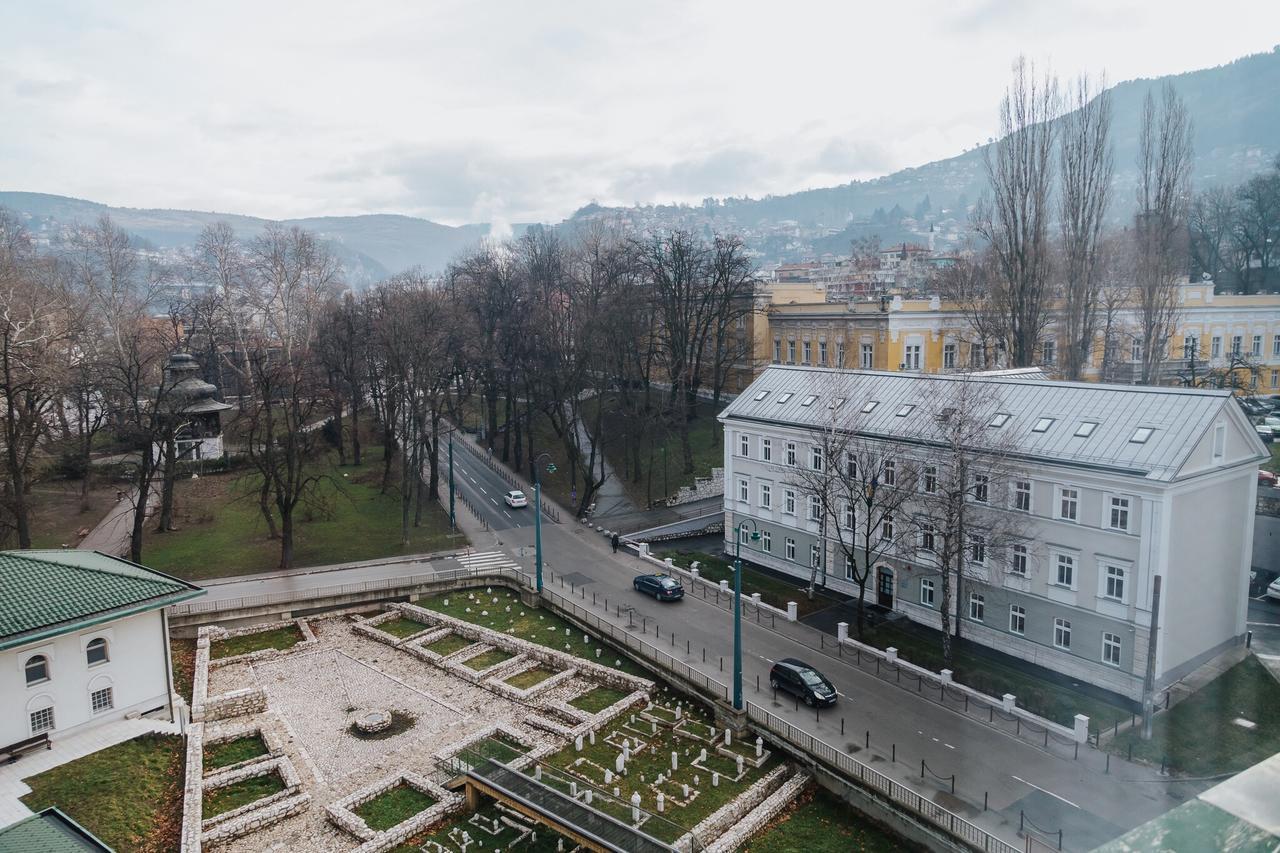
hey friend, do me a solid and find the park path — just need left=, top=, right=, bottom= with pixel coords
left=77, top=483, right=157, bottom=557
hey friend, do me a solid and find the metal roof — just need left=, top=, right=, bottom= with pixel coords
left=719, top=365, right=1265, bottom=481
left=0, top=808, right=113, bottom=852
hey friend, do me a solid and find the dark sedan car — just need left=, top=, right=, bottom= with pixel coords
left=633, top=573, right=684, bottom=601
left=769, top=658, right=838, bottom=707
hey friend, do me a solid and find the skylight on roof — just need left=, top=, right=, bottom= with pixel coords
left=1130, top=427, right=1155, bottom=444
left=988, top=413, right=1011, bottom=428
left=753, top=390, right=769, bottom=401
left=1074, top=421, right=1099, bottom=438
left=895, top=404, right=915, bottom=417
left=800, top=395, right=818, bottom=407
left=777, top=392, right=793, bottom=403
left=1032, top=417, right=1055, bottom=433
left=861, top=401, right=879, bottom=413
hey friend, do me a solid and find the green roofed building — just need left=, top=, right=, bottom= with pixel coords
left=0, top=807, right=113, bottom=852
left=0, top=550, right=203, bottom=750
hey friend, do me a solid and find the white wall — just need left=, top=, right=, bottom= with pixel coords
left=2, top=610, right=171, bottom=745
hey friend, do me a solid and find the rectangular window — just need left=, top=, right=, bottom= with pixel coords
left=970, top=534, right=986, bottom=565
left=1011, top=543, right=1028, bottom=576
left=1074, top=421, right=1098, bottom=438
left=1183, top=335, right=1197, bottom=358
left=895, top=404, right=915, bottom=417
left=761, top=530, right=772, bottom=552
left=1032, top=417, right=1055, bottom=433
left=1054, top=618, right=1072, bottom=650
left=919, top=523, right=935, bottom=552
left=1009, top=605, right=1026, bottom=635
left=904, top=344, right=922, bottom=370
left=91, top=687, right=114, bottom=714
left=773, top=339, right=782, bottom=362
left=777, top=392, right=793, bottom=404
left=843, top=503, right=854, bottom=529
left=969, top=593, right=985, bottom=622
left=1055, top=553, right=1075, bottom=588
left=807, top=494, right=821, bottom=522
left=785, top=538, right=796, bottom=560
left=1253, top=335, right=1263, bottom=357
left=836, top=341, right=846, bottom=366
left=1042, top=339, right=1056, bottom=365
left=1102, top=632, right=1122, bottom=666
left=845, top=452, right=856, bottom=478
left=1131, top=339, right=1143, bottom=362
left=1212, top=424, right=1226, bottom=461
left=809, top=544, right=820, bottom=568
left=800, top=394, right=818, bottom=407
left=819, top=340, right=828, bottom=365
left=1212, top=336, right=1222, bottom=358
left=861, top=400, right=878, bottom=414
left=1014, top=480, right=1032, bottom=512
left=810, top=446, right=823, bottom=471
left=922, top=465, right=937, bottom=494
left=882, top=459, right=896, bottom=486
left=1130, top=427, right=1154, bottom=444
left=1105, top=564, right=1126, bottom=601
left=739, top=433, right=750, bottom=457
left=973, top=474, right=989, bottom=503
left=1058, top=487, right=1079, bottom=521
left=943, top=343, right=957, bottom=369
left=783, top=489, right=796, bottom=515
left=1233, top=335, right=1243, bottom=355
left=787, top=340, right=796, bottom=362
left=1272, top=370, right=1278, bottom=390
left=844, top=554, right=854, bottom=580
left=1273, top=334, right=1280, bottom=357
left=759, top=483, right=771, bottom=509
left=30, top=707, right=54, bottom=734
left=989, top=412, right=1011, bottom=428
left=881, top=515, right=894, bottom=541
left=762, top=438, right=772, bottom=462
left=754, top=390, right=769, bottom=402
left=803, top=340, right=812, bottom=364
left=785, top=443, right=796, bottom=466
left=1109, top=496, right=1130, bottom=531
left=861, top=343, right=874, bottom=369
left=920, top=579, right=935, bottom=606
left=737, top=478, right=749, bottom=503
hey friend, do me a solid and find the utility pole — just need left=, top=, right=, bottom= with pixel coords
left=448, top=432, right=456, bottom=531
left=533, top=452, right=553, bottom=592
left=1141, top=575, right=1163, bottom=740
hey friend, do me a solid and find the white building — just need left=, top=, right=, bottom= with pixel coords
left=719, top=365, right=1266, bottom=700
left=0, top=550, right=204, bottom=747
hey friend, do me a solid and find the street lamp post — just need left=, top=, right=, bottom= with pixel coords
left=533, top=452, right=554, bottom=592
left=733, top=519, right=761, bottom=711
left=448, top=432, right=456, bottom=532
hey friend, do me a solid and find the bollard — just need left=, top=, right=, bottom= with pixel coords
left=687, top=639, right=691, bottom=655
left=720, top=656, right=723, bottom=672
left=1128, top=743, right=1133, bottom=762
left=865, top=730, right=870, bottom=749
left=984, top=791, right=988, bottom=811
left=892, top=744, right=896, bottom=763
left=841, top=718, right=845, bottom=735
left=756, top=674, right=760, bottom=692
left=1105, top=753, right=1110, bottom=774
left=703, top=648, right=706, bottom=663
left=815, top=706, right=819, bottom=723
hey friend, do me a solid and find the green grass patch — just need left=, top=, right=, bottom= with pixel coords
left=203, top=771, right=286, bottom=819
left=170, top=636, right=196, bottom=705
left=663, top=550, right=842, bottom=618
left=389, top=804, right=568, bottom=853
left=141, top=443, right=463, bottom=579
left=353, top=784, right=436, bottom=832
left=20, top=733, right=184, bottom=853
left=204, top=735, right=268, bottom=770
left=462, top=648, right=515, bottom=671
left=857, top=621, right=1132, bottom=730
left=210, top=625, right=304, bottom=660
left=569, top=686, right=630, bottom=713
left=505, top=666, right=557, bottom=689
left=743, top=785, right=909, bottom=852
left=1107, top=656, right=1280, bottom=775
left=27, top=481, right=119, bottom=550
left=378, top=616, right=433, bottom=639
left=424, top=633, right=474, bottom=656
left=416, top=588, right=646, bottom=676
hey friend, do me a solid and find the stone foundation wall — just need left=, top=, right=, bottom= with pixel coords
left=326, top=770, right=463, bottom=851
left=681, top=763, right=789, bottom=849
left=179, top=723, right=205, bottom=853
left=704, top=771, right=809, bottom=853
left=203, top=618, right=318, bottom=668
left=485, top=663, right=579, bottom=701
left=198, top=687, right=267, bottom=722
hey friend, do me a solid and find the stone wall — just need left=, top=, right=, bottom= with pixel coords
left=200, top=755, right=309, bottom=846
left=680, top=763, right=790, bottom=850
left=704, top=771, right=809, bottom=853
left=197, top=687, right=267, bottom=722
left=665, top=467, right=725, bottom=506
left=203, top=618, right=318, bottom=668
left=326, top=770, right=463, bottom=852
left=179, top=723, right=205, bottom=853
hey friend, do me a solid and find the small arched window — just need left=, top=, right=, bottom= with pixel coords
left=25, top=655, right=49, bottom=686
left=86, top=638, right=109, bottom=666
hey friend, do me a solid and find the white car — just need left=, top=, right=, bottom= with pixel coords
left=1268, top=577, right=1280, bottom=601
left=503, top=490, right=528, bottom=508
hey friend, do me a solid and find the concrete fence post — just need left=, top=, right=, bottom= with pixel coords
left=837, top=622, right=849, bottom=643
left=885, top=646, right=898, bottom=663
left=1073, top=713, right=1090, bottom=743
left=719, top=580, right=730, bottom=594
left=940, top=669, right=953, bottom=684
left=750, top=592, right=762, bottom=607
left=1002, top=693, right=1016, bottom=713
left=786, top=601, right=798, bottom=621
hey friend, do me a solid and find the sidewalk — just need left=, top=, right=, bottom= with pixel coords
left=77, top=483, right=157, bottom=557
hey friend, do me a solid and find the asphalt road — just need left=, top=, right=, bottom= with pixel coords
left=440, top=439, right=534, bottom=531
left=1246, top=593, right=1280, bottom=659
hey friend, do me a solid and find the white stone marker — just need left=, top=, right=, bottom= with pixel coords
left=676, top=706, right=683, bottom=720
left=698, top=748, right=707, bottom=763
left=604, top=769, right=613, bottom=784
left=657, top=792, right=665, bottom=813
left=671, top=751, right=678, bottom=771
left=755, top=737, right=763, bottom=758
left=585, top=790, right=593, bottom=805
left=570, top=781, right=578, bottom=797
left=631, top=792, right=641, bottom=822
left=575, top=735, right=583, bottom=751
left=589, top=731, right=595, bottom=745
left=615, top=753, right=625, bottom=773
left=534, top=765, right=542, bottom=780
left=712, top=772, right=719, bottom=787
left=736, top=755, right=744, bottom=776
left=682, top=783, right=689, bottom=799
left=724, top=729, right=732, bottom=746
left=651, top=721, right=657, bottom=734
left=614, top=787, right=621, bottom=798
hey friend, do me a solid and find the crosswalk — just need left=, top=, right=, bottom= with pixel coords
left=455, top=550, right=524, bottom=575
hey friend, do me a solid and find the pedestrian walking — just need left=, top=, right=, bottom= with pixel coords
left=611, top=532, right=620, bottom=553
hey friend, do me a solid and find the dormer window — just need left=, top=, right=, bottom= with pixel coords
left=861, top=401, right=879, bottom=413
left=895, top=404, right=915, bottom=417
left=1074, top=421, right=1099, bottom=438
left=988, top=413, right=1011, bottom=428
left=800, top=395, right=818, bottom=407
left=777, top=393, right=793, bottom=403
left=1032, top=417, right=1055, bottom=433
left=753, top=390, right=769, bottom=402
left=1130, top=427, right=1155, bottom=444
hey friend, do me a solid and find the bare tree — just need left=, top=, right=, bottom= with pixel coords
left=1133, top=83, right=1194, bottom=385
left=1189, top=186, right=1243, bottom=287
left=1058, top=73, right=1113, bottom=380
left=974, top=57, right=1060, bottom=367
left=1234, top=156, right=1280, bottom=293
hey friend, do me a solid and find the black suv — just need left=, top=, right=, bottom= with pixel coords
left=633, top=573, right=684, bottom=601
left=769, top=658, right=838, bottom=707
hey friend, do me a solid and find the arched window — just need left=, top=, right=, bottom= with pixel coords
left=86, top=638, right=109, bottom=666
left=24, top=655, right=49, bottom=686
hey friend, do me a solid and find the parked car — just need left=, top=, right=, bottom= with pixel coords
left=1257, top=425, right=1275, bottom=444
left=1268, top=577, right=1280, bottom=601
left=503, top=490, right=528, bottom=508
left=633, top=573, right=684, bottom=601
left=1260, top=469, right=1279, bottom=487
left=769, top=658, right=838, bottom=707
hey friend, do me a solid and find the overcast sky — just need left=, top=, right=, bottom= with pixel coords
left=1, top=1, right=1277, bottom=226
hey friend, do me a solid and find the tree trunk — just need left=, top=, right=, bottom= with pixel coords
left=156, top=434, right=177, bottom=532
left=400, top=406, right=412, bottom=546
left=350, top=379, right=362, bottom=466
left=128, top=453, right=154, bottom=564
left=259, top=477, right=279, bottom=539
left=278, top=507, right=294, bottom=569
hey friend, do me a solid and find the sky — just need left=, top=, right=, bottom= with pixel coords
left=1, top=1, right=1278, bottom=227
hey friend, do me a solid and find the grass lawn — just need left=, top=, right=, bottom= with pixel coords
left=586, top=394, right=725, bottom=507
left=742, top=785, right=910, bottom=852
left=353, top=784, right=436, bottom=832
left=140, top=444, right=462, bottom=579
left=204, top=735, right=268, bottom=770
left=1265, top=444, right=1280, bottom=474
left=663, top=550, right=843, bottom=618
left=424, top=633, right=474, bottom=656
left=858, top=621, right=1131, bottom=730
left=20, top=733, right=185, bottom=853
left=471, top=733, right=528, bottom=764
left=28, top=480, right=120, bottom=549
left=505, top=666, right=557, bottom=689
left=569, top=686, right=630, bottom=713
left=462, top=648, right=514, bottom=671
left=203, top=772, right=286, bottom=819
left=389, top=803, right=567, bottom=853
left=1107, top=656, right=1280, bottom=775
left=210, top=625, right=304, bottom=660
left=417, top=588, right=647, bottom=676
left=378, top=616, right=433, bottom=639
left=170, top=637, right=196, bottom=705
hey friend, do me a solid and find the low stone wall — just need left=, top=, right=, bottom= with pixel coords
left=201, top=719, right=287, bottom=772
left=704, top=771, right=810, bottom=853
left=680, top=763, right=790, bottom=851
left=326, top=770, right=463, bottom=852
left=204, top=618, right=318, bottom=668
left=200, top=755, right=309, bottom=846
left=198, top=687, right=267, bottom=723
left=203, top=794, right=311, bottom=848
left=485, top=662, right=579, bottom=702
left=179, top=723, right=205, bottom=853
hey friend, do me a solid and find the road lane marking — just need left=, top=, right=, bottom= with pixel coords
left=469, top=476, right=478, bottom=484
left=1010, top=775, right=1080, bottom=809
left=503, top=510, right=512, bottom=519
left=1247, top=621, right=1280, bottom=627
left=490, top=498, right=498, bottom=505
left=480, top=487, right=487, bottom=494
left=944, top=743, right=955, bottom=749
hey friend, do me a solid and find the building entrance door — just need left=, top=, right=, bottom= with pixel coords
left=877, top=567, right=894, bottom=608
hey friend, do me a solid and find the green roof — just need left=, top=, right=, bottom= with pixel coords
left=0, top=550, right=203, bottom=651
left=0, top=807, right=113, bottom=852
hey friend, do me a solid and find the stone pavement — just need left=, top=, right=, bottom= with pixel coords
left=0, top=716, right=181, bottom=825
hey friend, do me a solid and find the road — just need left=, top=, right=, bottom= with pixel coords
left=441, top=438, right=535, bottom=532
left=1247, top=593, right=1280, bottom=660
left=201, top=436, right=1211, bottom=851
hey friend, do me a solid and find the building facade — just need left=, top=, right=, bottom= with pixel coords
left=719, top=365, right=1265, bottom=700
left=0, top=551, right=203, bottom=746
